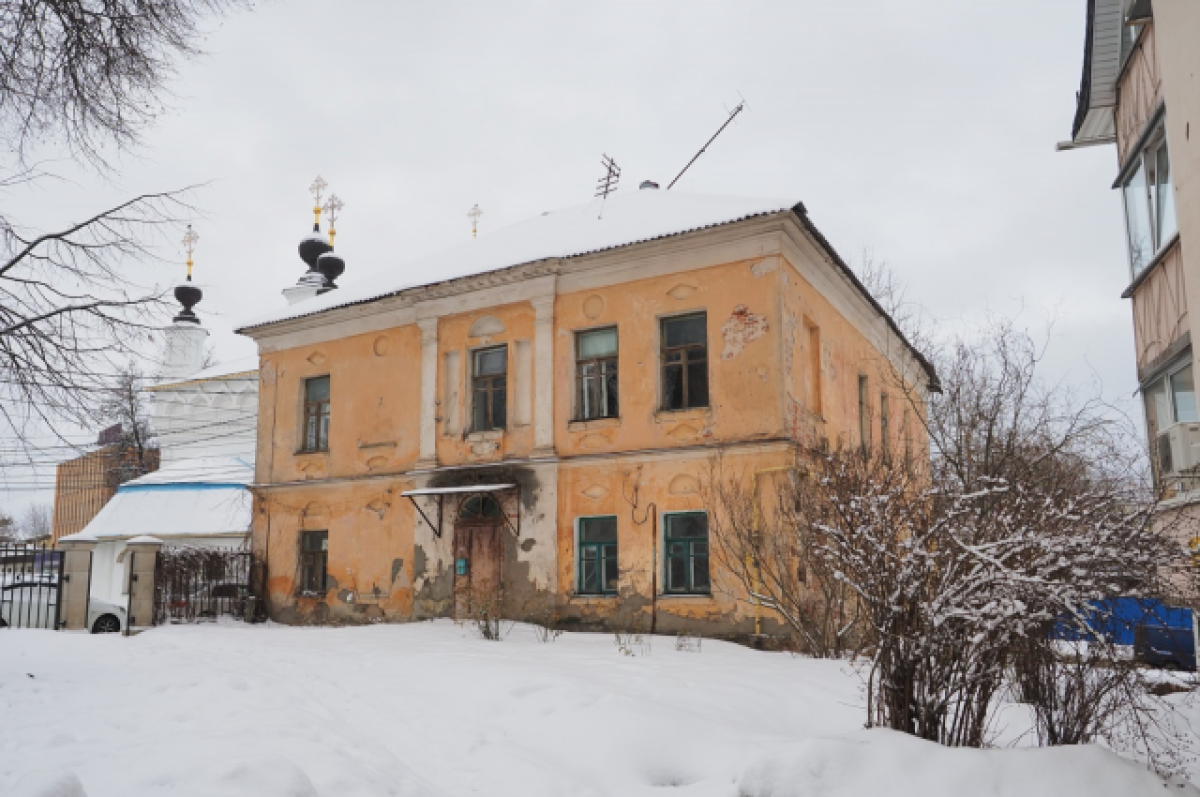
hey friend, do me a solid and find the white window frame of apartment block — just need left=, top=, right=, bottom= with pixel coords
left=1142, top=353, right=1198, bottom=484
left=1122, top=122, right=1178, bottom=280
left=1143, top=354, right=1197, bottom=437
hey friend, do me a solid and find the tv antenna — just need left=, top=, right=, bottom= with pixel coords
left=595, top=154, right=621, bottom=199
left=667, top=100, right=745, bottom=189
left=595, top=154, right=621, bottom=218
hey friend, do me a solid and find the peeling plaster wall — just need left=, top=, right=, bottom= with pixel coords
left=249, top=223, right=930, bottom=634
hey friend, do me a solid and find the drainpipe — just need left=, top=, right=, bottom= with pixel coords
left=750, top=466, right=798, bottom=638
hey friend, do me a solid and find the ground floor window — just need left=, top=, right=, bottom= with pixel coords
left=664, top=512, right=709, bottom=594
left=578, top=516, right=618, bottom=594
left=300, top=530, right=328, bottom=593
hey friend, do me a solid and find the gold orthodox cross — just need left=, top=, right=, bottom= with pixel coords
left=310, top=175, right=329, bottom=227
left=182, top=225, right=199, bottom=280
left=468, top=204, right=483, bottom=239
left=323, top=194, right=344, bottom=247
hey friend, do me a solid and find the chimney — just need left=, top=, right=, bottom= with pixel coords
left=639, top=180, right=660, bottom=190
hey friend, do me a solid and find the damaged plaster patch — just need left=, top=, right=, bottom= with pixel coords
left=750, top=259, right=776, bottom=277
left=520, top=538, right=537, bottom=553
left=721, top=305, right=769, bottom=360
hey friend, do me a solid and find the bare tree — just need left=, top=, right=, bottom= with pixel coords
left=96, top=364, right=159, bottom=483
left=19, top=502, right=51, bottom=539
left=1, top=0, right=247, bottom=164
left=705, top=452, right=863, bottom=658
left=0, top=0, right=248, bottom=451
left=708, top=317, right=1191, bottom=771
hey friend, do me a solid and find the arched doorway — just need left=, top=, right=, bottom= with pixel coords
left=453, top=494, right=505, bottom=621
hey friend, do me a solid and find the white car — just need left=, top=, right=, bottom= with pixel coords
left=0, top=581, right=127, bottom=633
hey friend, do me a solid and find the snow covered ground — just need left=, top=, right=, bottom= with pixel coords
left=0, top=621, right=1196, bottom=797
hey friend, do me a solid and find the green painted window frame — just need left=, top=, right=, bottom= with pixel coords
left=577, top=515, right=618, bottom=595
left=299, top=530, right=328, bottom=593
left=663, top=511, right=710, bottom=594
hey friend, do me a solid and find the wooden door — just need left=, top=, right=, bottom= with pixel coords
left=453, top=523, right=503, bottom=620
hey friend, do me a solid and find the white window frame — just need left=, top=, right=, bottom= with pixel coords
left=1122, top=124, right=1178, bottom=280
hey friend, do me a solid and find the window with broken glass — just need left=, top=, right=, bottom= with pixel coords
left=577, top=516, right=618, bottom=595
left=303, top=376, right=331, bottom=452
left=472, top=346, right=508, bottom=431
left=575, top=327, right=618, bottom=421
left=661, top=313, right=708, bottom=411
left=664, top=512, right=709, bottom=594
left=300, top=530, right=328, bottom=593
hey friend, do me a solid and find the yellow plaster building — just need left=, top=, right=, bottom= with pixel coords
left=236, top=188, right=936, bottom=635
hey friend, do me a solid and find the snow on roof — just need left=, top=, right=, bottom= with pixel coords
left=150, top=355, right=259, bottom=390
left=122, top=456, right=253, bottom=488
left=81, top=484, right=251, bottom=540
left=238, top=190, right=798, bottom=330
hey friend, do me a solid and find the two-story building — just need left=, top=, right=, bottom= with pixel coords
left=236, top=186, right=936, bottom=635
left=1061, top=0, right=1200, bottom=602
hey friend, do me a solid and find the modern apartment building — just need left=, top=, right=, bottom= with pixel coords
left=1062, top=0, right=1200, bottom=598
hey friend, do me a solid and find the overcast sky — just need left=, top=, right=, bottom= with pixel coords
left=1, top=0, right=1132, bottom=517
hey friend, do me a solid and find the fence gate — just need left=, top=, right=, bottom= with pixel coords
left=0, top=542, right=65, bottom=630
left=153, top=547, right=262, bottom=625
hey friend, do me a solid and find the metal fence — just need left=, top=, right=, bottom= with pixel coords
left=0, top=542, right=64, bottom=629
left=153, top=547, right=262, bottom=625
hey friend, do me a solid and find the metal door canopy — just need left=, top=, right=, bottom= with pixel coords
left=400, top=484, right=521, bottom=538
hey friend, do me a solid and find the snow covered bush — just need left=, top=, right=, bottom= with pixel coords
left=709, top=320, right=1192, bottom=769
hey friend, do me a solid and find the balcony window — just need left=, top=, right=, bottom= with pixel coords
left=1123, top=131, right=1178, bottom=279
left=575, top=327, right=618, bottom=421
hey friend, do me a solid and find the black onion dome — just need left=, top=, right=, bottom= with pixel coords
left=299, top=223, right=333, bottom=269
left=173, top=281, right=202, bottom=323
left=316, top=251, right=345, bottom=288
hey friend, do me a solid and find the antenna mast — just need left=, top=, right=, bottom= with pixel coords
left=666, top=100, right=745, bottom=190
left=595, top=154, right=621, bottom=218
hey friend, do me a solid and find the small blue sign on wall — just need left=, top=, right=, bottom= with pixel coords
left=455, top=558, right=468, bottom=576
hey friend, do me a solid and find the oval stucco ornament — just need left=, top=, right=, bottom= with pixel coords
left=667, top=284, right=697, bottom=300
left=582, top=294, right=605, bottom=320
left=581, top=484, right=610, bottom=500
left=373, top=336, right=391, bottom=357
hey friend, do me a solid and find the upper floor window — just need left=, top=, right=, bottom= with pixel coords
left=576, top=327, right=619, bottom=421
left=472, top=346, right=508, bottom=432
left=858, top=375, right=871, bottom=451
left=661, top=313, right=708, bottom=411
left=1124, top=129, right=1177, bottom=279
left=303, top=376, right=330, bottom=452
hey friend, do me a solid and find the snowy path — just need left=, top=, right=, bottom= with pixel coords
left=0, top=621, right=1194, bottom=796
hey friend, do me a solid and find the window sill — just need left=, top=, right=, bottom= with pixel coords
left=570, top=593, right=619, bottom=602
left=465, top=430, right=504, bottom=442
left=295, top=590, right=328, bottom=599
left=294, top=449, right=330, bottom=457
left=654, top=407, right=711, bottom=423
left=657, top=592, right=714, bottom=600
left=568, top=417, right=621, bottom=432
